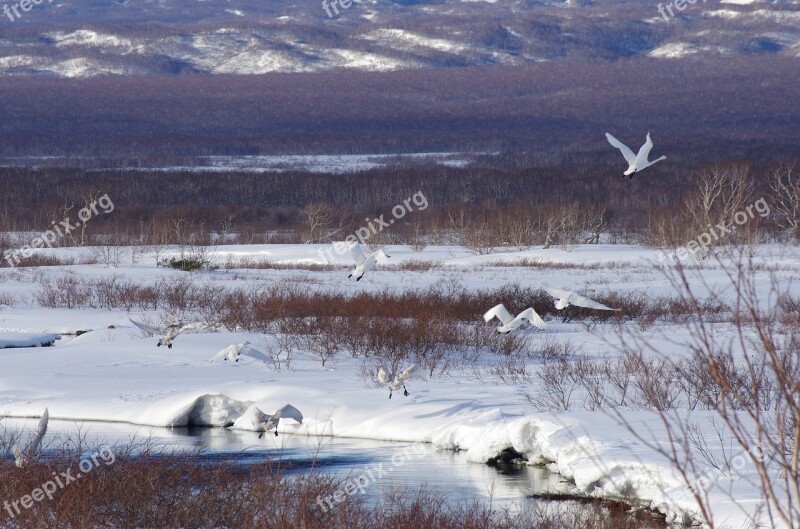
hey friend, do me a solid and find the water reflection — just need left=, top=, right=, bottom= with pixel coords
left=3, top=418, right=569, bottom=511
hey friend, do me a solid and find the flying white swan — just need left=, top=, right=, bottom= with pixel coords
left=348, top=243, right=390, bottom=281
left=129, top=319, right=209, bottom=349
left=377, top=364, right=430, bottom=399
left=606, top=132, right=666, bottom=177
left=483, top=304, right=547, bottom=334
left=209, top=342, right=272, bottom=364
left=543, top=286, right=619, bottom=311
left=246, top=404, right=304, bottom=438
left=13, top=408, right=48, bottom=468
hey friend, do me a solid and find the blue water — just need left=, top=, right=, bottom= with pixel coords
left=3, top=418, right=570, bottom=511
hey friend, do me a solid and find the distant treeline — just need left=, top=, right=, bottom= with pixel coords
left=0, top=160, right=797, bottom=253
left=0, top=56, right=798, bottom=162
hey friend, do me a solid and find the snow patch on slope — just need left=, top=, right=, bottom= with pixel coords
left=326, top=48, right=418, bottom=71
left=648, top=42, right=728, bottom=58
left=44, top=29, right=138, bottom=53
left=363, top=28, right=472, bottom=55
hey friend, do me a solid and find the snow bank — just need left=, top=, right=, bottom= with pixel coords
left=0, top=333, right=61, bottom=348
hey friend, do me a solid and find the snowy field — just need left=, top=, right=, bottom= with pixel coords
left=1, top=243, right=799, bottom=527
left=0, top=152, right=481, bottom=173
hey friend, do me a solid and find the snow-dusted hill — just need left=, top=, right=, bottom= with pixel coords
left=0, top=0, right=798, bottom=77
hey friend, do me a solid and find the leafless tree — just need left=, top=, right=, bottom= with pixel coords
left=684, top=164, right=754, bottom=252
left=303, top=202, right=331, bottom=244
left=541, top=204, right=581, bottom=250
left=582, top=205, right=608, bottom=245
left=769, top=163, right=800, bottom=242
left=447, top=207, right=495, bottom=255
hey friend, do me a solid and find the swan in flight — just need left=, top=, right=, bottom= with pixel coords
left=129, top=319, right=210, bottom=349
left=348, top=243, right=389, bottom=281
left=483, top=304, right=546, bottom=333
left=210, top=342, right=272, bottom=365
left=13, top=408, right=48, bottom=467
left=606, top=132, right=666, bottom=177
left=543, top=286, right=619, bottom=311
left=246, top=404, right=304, bottom=438
left=377, top=364, right=429, bottom=399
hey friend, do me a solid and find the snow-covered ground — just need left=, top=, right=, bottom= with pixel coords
left=1, top=243, right=799, bottom=527
left=0, top=152, right=485, bottom=173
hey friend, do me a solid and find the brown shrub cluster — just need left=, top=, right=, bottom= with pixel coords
left=0, top=442, right=666, bottom=529
left=32, top=275, right=732, bottom=328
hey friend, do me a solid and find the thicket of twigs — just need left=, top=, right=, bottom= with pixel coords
left=0, top=438, right=667, bottom=529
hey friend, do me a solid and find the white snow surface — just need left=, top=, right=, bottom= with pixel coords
left=0, top=243, right=798, bottom=526
left=0, top=333, right=60, bottom=348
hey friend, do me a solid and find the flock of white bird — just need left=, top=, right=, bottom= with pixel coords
left=484, top=286, right=618, bottom=333
left=12, top=133, right=646, bottom=463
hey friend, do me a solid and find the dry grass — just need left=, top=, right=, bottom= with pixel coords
left=0, top=439, right=668, bottom=529
left=31, top=274, right=732, bottom=328
left=221, top=256, right=339, bottom=271
left=0, top=254, right=97, bottom=268
left=486, top=259, right=628, bottom=271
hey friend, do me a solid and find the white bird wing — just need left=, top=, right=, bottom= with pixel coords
left=605, top=133, right=637, bottom=166
left=543, top=286, right=570, bottom=302
left=240, top=345, right=272, bottom=364
left=29, top=408, right=49, bottom=455
left=251, top=406, right=269, bottom=425
left=483, top=304, right=514, bottom=325
left=209, top=344, right=237, bottom=362
left=397, top=364, right=430, bottom=383
left=377, top=367, right=392, bottom=384
left=15, top=408, right=49, bottom=466
left=176, top=322, right=209, bottom=335
left=568, top=293, right=618, bottom=311
left=636, top=133, right=654, bottom=165
left=272, top=404, right=303, bottom=424
left=372, top=249, right=391, bottom=263
left=12, top=444, right=24, bottom=467
left=515, top=308, right=547, bottom=330
left=350, top=243, right=368, bottom=266
left=129, top=319, right=164, bottom=335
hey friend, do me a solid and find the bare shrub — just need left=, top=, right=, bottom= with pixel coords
left=35, top=274, right=92, bottom=309
left=0, top=291, right=14, bottom=306
left=305, top=317, right=341, bottom=367
left=263, top=332, right=295, bottom=371
left=599, top=355, right=638, bottom=407
left=525, top=338, right=582, bottom=412
left=612, top=259, right=800, bottom=528
left=158, top=275, right=198, bottom=313
left=388, top=259, right=442, bottom=272
left=627, top=353, right=682, bottom=411
left=490, top=355, right=533, bottom=385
